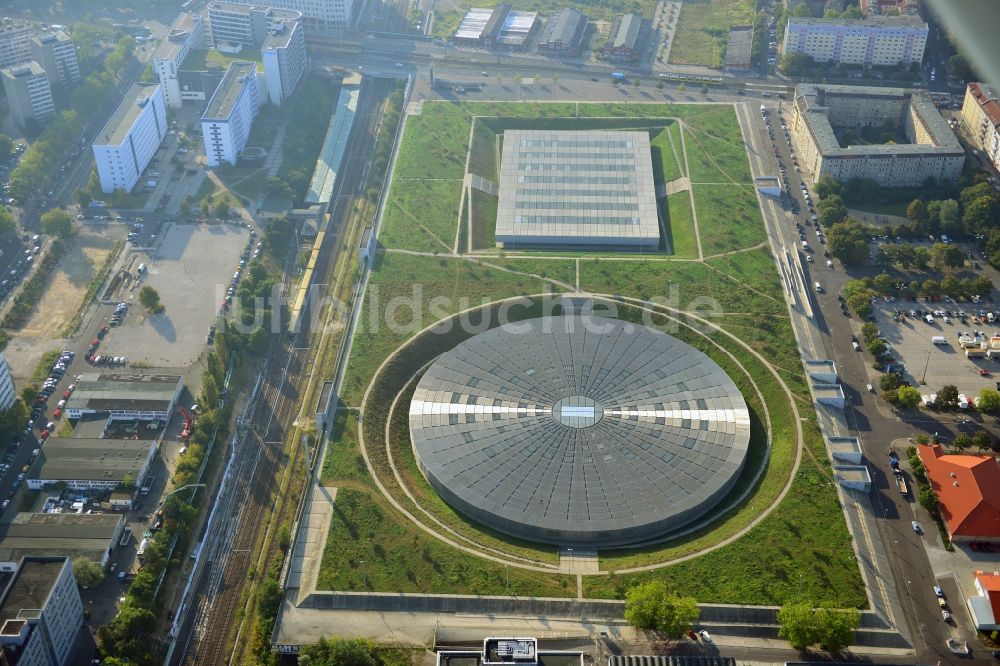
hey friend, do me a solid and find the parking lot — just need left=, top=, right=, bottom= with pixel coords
left=104, top=222, right=251, bottom=368
left=871, top=303, right=1000, bottom=397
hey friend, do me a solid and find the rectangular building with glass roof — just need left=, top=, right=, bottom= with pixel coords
left=495, top=129, right=659, bottom=249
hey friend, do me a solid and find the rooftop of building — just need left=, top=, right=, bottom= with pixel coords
left=968, top=83, right=1000, bottom=128
left=65, top=372, right=182, bottom=414
left=539, top=8, right=585, bottom=46
left=795, top=83, right=963, bottom=157
left=918, top=444, right=1000, bottom=538
left=262, top=15, right=301, bottom=50
left=208, top=1, right=301, bottom=20
left=834, top=465, right=872, bottom=483
left=29, top=437, right=155, bottom=483
left=153, top=12, right=201, bottom=63
left=498, top=9, right=537, bottom=43
left=93, top=82, right=161, bottom=147
left=607, top=13, right=648, bottom=49
left=29, top=30, right=71, bottom=46
left=0, top=60, right=44, bottom=79
left=202, top=61, right=256, bottom=121
left=455, top=7, right=495, bottom=40
left=976, top=571, right=1000, bottom=626
left=0, top=19, right=33, bottom=34
left=787, top=14, right=926, bottom=28
left=0, top=558, right=66, bottom=628
left=828, top=436, right=862, bottom=454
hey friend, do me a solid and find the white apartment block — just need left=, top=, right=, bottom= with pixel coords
left=0, top=62, right=54, bottom=127
left=29, top=31, right=80, bottom=87
left=0, top=20, right=32, bottom=69
left=0, top=557, right=84, bottom=666
left=92, top=83, right=167, bottom=193
left=202, top=61, right=262, bottom=166
left=208, top=2, right=302, bottom=49
left=152, top=12, right=205, bottom=108
left=262, top=15, right=307, bottom=104
left=782, top=15, right=927, bottom=67
left=961, top=83, right=1000, bottom=175
left=266, top=0, right=355, bottom=31
left=0, top=353, right=14, bottom=411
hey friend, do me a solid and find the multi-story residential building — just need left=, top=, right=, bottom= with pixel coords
left=960, top=83, right=1000, bottom=174
left=201, top=62, right=262, bottom=166
left=91, top=83, right=167, bottom=193
left=782, top=15, right=927, bottom=67
left=860, top=0, right=920, bottom=17
left=602, top=13, right=651, bottom=64
left=0, top=19, right=33, bottom=69
left=790, top=84, right=964, bottom=187
left=0, top=353, right=14, bottom=411
left=152, top=12, right=206, bottom=108
left=537, top=8, right=587, bottom=56
left=0, top=62, right=54, bottom=127
left=265, top=0, right=355, bottom=31
left=208, top=2, right=302, bottom=49
left=28, top=31, right=80, bottom=87
left=262, top=13, right=306, bottom=104
left=0, top=557, right=84, bottom=666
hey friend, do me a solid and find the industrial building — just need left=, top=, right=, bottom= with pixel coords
left=0, top=557, right=83, bottom=666
left=152, top=12, right=206, bottom=108
left=495, top=129, right=659, bottom=249
left=0, top=62, right=54, bottom=127
left=917, top=444, right=1000, bottom=543
left=0, top=19, right=33, bottom=69
left=63, top=372, right=183, bottom=421
left=0, top=353, right=14, bottom=412
left=91, top=83, right=167, bottom=193
left=262, top=13, right=307, bottom=104
left=409, top=315, right=751, bottom=546
left=29, top=31, right=80, bottom=87
left=27, top=438, right=157, bottom=493
left=201, top=61, right=263, bottom=166
left=781, top=15, right=927, bottom=67
left=537, top=8, right=587, bottom=56
left=960, top=82, right=1000, bottom=174
left=0, top=513, right=126, bottom=571
left=602, top=13, right=651, bottom=64
left=790, top=84, right=964, bottom=187
left=453, top=5, right=539, bottom=50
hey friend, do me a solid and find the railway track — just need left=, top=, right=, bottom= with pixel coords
left=175, top=78, right=390, bottom=665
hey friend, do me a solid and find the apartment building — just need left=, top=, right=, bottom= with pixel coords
left=0, top=19, right=32, bottom=69
left=262, top=14, right=306, bottom=104
left=29, top=31, right=80, bottom=86
left=0, top=62, right=55, bottom=127
left=0, top=353, right=14, bottom=412
left=782, top=15, right=927, bottom=67
left=208, top=2, right=302, bottom=49
left=960, top=83, right=1000, bottom=174
left=152, top=12, right=206, bottom=108
left=265, top=0, right=355, bottom=31
left=92, top=83, right=167, bottom=193
left=201, top=62, right=262, bottom=166
left=0, top=557, right=83, bottom=666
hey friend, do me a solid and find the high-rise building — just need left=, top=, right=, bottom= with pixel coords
left=262, top=14, right=306, bottom=104
left=152, top=12, right=206, bottom=108
left=29, top=31, right=80, bottom=87
left=782, top=15, right=927, bottom=67
left=201, top=62, right=262, bottom=166
left=0, top=557, right=84, bottom=666
left=0, top=353, right=14, bottom=411
left=264, top=0, right=355, bottom=31
left=207, top=2, right=301, bottom=49
left=960, top=83, right=1000, bottom=174
left=0, top=62, right=55, bottom=127
left=92, top=83, right=167, bottom=193
left=0, top=19, right=33, bottom=69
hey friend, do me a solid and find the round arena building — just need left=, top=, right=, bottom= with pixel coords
left=408, top=315, right=751, bottom=547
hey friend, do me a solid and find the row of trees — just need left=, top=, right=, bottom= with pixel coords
left=877, top=242, right=971, bottom=271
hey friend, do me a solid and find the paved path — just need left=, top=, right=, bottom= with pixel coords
left=264, top=121, right=289, bottom=178
left=664, top=176, right=690, bottom=195
left=287, top=485, right=338, bottom=605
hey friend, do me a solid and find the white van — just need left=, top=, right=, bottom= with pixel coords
left=925, top=314, right=934, bottom=324
left=814, top=281, right=822, bottom=292
left=932, top=336, right=947, bottom=345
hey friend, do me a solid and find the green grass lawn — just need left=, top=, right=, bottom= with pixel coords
left=693, top=185, right=767, bottom=255
left=469, top=189, right=497, bottom=251
left=395, top=112, right=472, bottom=180
left=668, top=0, right=755, bottom=67
left=650, top=124, right=684, bottom=183
left=846, top=199, right=910, bottom=219
left=682, top=108, right=753, bottom=184
left=661, top=193, right=698, bottom=258
left=185, top=48, right=263, bottom=72
left=379, top=178, right=463, bottom=252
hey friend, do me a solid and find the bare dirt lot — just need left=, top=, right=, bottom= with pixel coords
left=5, top=232, right=117, bottom=382
left=104, top=222, right=249, bottom=369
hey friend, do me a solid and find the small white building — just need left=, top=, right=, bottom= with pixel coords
left=969, top=571, right=1000, bottom=631
left=0, top=353, right=15, bottom=411
left=92, top=83, right=167, bottom=193
left=202, top=61, right=262, bottom=167
left=262, top=15, right=307, bottom=105
left=152, top=12, right=205, bottom=108
left=0, top=557, right=83, bottom=666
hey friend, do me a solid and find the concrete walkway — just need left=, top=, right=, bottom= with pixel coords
left=664, top=176, right=690, bottom=196
left=287, top=485, right=338, bottom=605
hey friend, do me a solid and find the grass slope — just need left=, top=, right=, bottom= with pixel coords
left=661, top=193, right=698, bottom=258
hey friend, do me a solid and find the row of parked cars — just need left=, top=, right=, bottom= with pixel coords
left=0, top=234, right=42, bottom=302
left=220, top=231, right=260, bottom=313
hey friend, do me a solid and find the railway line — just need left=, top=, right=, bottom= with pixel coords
left=172, top=77, right=391, bottom=665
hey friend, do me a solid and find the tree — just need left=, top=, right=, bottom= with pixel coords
left=929, top=242, right=965, bottom=270
left=814, top=175, right=842, bottom=200
left=953, top=433, right=972, bottom=451
left=936, top=198, right=958, bottom=233
left=138, top=285, right=164, bottom=313
left=0, top=134, right=11, bottom=162
left=974, top=430, right=993, bottom=452
left=792, top=3, right=812, bottom=16
left=73, top=557, right=104, bottom=589
left=906, top=199, right=927, bottom=223
left=880, top=372, right=902, bottom=391
left=872, top=273, right=893, bottom=294
left=298, top=637, right=378, bottom=666
left=918, top=486, right=940, bottom=516
left=624, top=580, right=701, bottom=637
left=948, top=53, right=972, bottom=81
left=937, top=384, right=960, bottom=410
left=826, top=219, right=868, bottom=265
left=963, top=195, right=1000, bottom=233
left=780, top=52, right=815, bottom=76
left=817, top=195, right=849, bottom=227
left=896, top=385, right=921, bottom=409
left=814, top=606, right=861, bottom=653
left=40, top=208, right=76, bottom=238
left=778, top=602, right=859, bottom=653
left=978, top=388, right=1000, bottom=413
left=216, top=198, right=231, bottom=219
